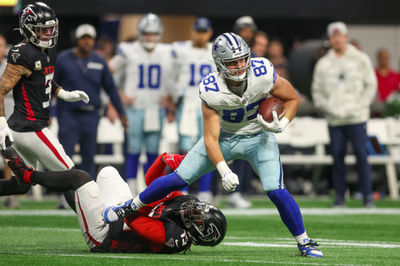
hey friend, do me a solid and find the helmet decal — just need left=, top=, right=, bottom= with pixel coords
left=21, top=7, right=37, bottom=25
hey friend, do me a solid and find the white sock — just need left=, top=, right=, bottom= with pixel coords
left=294, top=231, right=310, bottom=245
left=131, top=196, right=145, bottom=210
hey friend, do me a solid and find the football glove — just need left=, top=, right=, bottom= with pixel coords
left=0, top=116, right=13, bottom=150
left=257, top=111, right=289, bottom=133
left=221, top=171, right=239, bottom=192
left=161, top=153, right=185, bottom=170
left=216, top=161, right=239, bottom=192
left=58, top=89, right=90, bottom=103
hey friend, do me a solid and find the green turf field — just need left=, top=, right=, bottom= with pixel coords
left=0, top=197, right=399, bottom=265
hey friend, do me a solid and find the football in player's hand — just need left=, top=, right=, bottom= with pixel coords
left=258, top=97, right=285, bottom=123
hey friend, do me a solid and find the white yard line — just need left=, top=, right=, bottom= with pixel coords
left=1, top=208, right=400, bottom=216
left=223, top=241, right=400, bottom=248
left=222, top=208, right=400, bottom=215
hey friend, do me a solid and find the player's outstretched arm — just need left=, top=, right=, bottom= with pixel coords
left=202, top=102, right=239, bottom=192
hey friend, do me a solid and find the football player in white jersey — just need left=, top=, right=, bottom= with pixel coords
left=109, top=13, right=175, bottom=195
left=105, top=33, right=323, bottom=258
left=172, top=17, right=215, bottom=202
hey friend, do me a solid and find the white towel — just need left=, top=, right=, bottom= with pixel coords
left=144, top=107, right=160, bottom=132
left=179, top=100, right=198, bottom=137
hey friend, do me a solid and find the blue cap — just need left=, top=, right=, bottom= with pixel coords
left=193, top=17, right=212, bottom=31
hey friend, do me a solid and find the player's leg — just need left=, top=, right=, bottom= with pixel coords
left=79, top=112, right=100, bottom=177
left=347, top=123, right=373, bottom=206
left=328, top=125, right=347, bottom=206
left=0, top=138, right=38, bottom=196
left=0, top=176, right=30, bottom=196
left=103, top=136, right=223, bottom=223
left=126, top=108, right=144, bottom=195
left=247, top=131, right=323, bottom=258
left=193, top=110, right=214, bottom=202
left=96, top=166, right=133, bottom=206
left=75, top=180, right=110, bottom=250
left=27, top=127, right=76, bottom=209
left=144, top=131, right=161, bottom=174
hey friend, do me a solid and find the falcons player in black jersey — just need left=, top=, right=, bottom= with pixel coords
left=0, top=2, right=89, bottom=209
left=1, top=146, right=227, bottom=253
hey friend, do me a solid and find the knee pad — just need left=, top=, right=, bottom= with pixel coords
left=96, top=166, right=132, bottom=206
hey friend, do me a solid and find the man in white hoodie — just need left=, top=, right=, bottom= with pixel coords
left=312, top=21, right=377, bottom=207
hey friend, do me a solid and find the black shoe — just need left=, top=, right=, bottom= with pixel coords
left=2, top=147, right=33, bottom=184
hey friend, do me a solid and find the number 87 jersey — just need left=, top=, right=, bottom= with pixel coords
left=199, top=57, right=277, bottom=135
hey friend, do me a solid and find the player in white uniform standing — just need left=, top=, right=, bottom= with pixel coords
left=105, top=33, right=323, bottom=258
left=172, top=17, right=215, bottom=202
left=109, top=13, right=175, bottom=195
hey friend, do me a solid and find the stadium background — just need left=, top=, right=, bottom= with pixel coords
left=0, top=1, right=399, bottom=265
left=0, top=0, right=400, bottom=196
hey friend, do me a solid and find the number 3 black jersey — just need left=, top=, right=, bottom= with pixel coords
left=7, top=41, right=58, bottom=132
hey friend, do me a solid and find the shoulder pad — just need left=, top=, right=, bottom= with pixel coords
left=199, top=72, right=222, bottom=109
left=7, top=43, right=34, bottom=69
left=250, top=57, right=276, bottom=84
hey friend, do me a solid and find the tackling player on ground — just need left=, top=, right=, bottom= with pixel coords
left=105, top=32, right=323, bottom=258
left=1, top=146, right=226, bottom=253
left=0, top=2, right=89, bottom=210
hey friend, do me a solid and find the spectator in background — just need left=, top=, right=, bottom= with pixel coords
left=172, top=17, right=215, bottom=203
left=95, top=36, right=116, bottom=63
left=375, top=48, right=400, bottom=102
left=109, top=14, right=175, bottom=195
left=55, top=24, right=127, bottom=178
left=0, top=34, right=18, bottom=208
left=312, top=21, right=377, bottom=207
left=252, top=30, right=269, bottom=57
left=233, top=16, right=257, bottom=52
left=268, top=38, right=289, bottom=80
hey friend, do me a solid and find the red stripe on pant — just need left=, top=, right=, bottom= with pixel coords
left=76, top=192, right=101, bottom=247
left=35, top=130, right=69, bottom=169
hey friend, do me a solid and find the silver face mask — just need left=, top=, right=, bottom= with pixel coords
left=137, top=13, right=163, bottom=51
left=212, top=32, right=251, bottom=82
left=19, top=2, right=59, bottom=48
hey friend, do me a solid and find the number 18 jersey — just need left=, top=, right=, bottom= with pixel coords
left=199, top=57, right=276, bottom=135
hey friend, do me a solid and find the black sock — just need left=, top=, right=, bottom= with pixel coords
left=30, top=169, right=92, bottom=192
left=0, top=176, right=31, bottom=196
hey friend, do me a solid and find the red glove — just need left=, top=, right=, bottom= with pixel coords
left=161, top=153, right=185, bottom=171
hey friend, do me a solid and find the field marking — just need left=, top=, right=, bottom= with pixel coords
left=223, top=208, right=400, bottom=215
left=0, top=251, right=353, bottom=266
left=1, top=208, right=400, bottom=216
left=1, top=226, right=80, bottom=232
left=223, top=241, right=400, bottom=249
left=2, top=225, right=399, bottom=249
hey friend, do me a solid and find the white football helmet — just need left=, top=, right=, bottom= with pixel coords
left=212, top=32, right=251, bottom=82
left=137, top=13, right=163, bottom=50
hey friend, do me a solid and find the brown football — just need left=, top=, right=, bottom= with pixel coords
left=258, top=97, right=285, bottom=123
